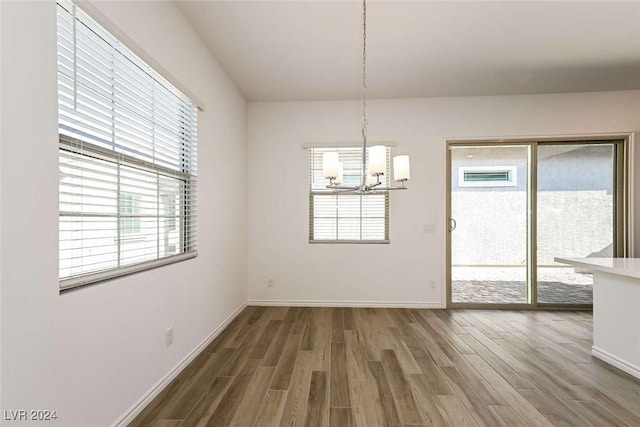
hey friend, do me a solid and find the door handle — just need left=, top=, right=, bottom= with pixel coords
left=449, top=218, right=457, bottom=232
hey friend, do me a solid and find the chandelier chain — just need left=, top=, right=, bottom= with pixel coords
left=362, top=0, right=367, bottom=137
left=324, top=0, right=408, bottom=193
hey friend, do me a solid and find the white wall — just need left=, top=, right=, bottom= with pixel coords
left=0, top=1, right=247, bottom=426
left=247, top=90, right=640, bottom=307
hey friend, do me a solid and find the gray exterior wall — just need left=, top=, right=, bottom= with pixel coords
left=451, top=145, right=614, bottom=266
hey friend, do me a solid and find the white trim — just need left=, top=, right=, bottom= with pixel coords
left=301, top=141, right=397, bottom=149
left=247, top=299, right=444, bottom=309
left=112, top=302, right=248, bottom=427
left=592, top=346, right=640, bottom=380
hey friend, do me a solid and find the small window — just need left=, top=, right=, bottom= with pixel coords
left=119, top=193, right=141, bottom=235
left=308, top=147, right=390, bottom=243
left=458, top=166, right=517, bottom=188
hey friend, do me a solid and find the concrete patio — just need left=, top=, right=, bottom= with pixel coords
left=451, top=266, right=593, bottom=305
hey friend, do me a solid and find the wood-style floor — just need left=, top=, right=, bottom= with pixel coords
left=130, top=307, right=640, bottom=426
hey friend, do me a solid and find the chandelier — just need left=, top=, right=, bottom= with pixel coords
left=322, top=0, right=410, bottom=193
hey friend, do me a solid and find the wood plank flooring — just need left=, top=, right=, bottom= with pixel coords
left=130, top=307, right=640, bottom=426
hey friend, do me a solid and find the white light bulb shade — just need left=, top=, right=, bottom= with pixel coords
left=334, top=163, right=344, bottom=185
left=365, top=172, right=377, bottom=186
left=368, top=145, right=386, bottom=175
left=393, top=155, right=410, bottom=181
left=322, top=152, right=339, bottom=179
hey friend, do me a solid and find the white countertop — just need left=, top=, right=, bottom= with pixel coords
left=555, top=257, right=640, bottom=280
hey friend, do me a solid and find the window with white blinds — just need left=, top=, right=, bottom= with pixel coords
left=57, top=0, right=198, bottom=290
left=309, top=147, right=389, bottom=243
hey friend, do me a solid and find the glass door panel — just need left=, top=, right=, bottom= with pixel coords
left=450, top=145, right=530, bottom=305
left=536, top=143, right=616, bottom=306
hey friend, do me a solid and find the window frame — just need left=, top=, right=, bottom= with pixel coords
left=308, top=147, right=390, bottom=244
left=58, top=136, right=197, bottom=291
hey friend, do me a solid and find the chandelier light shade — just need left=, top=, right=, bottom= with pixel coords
left=322, top=152, right=340, bottom=179
left=368, top=145, right=387, bottom=175
left=393, top=155, right=411, bottom=182
left=321, top=0, right=410, bottom=193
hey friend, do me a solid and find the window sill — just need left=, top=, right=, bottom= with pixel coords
left=309, top=240, right=390, bottom=244
left=59, top=251, right=197, bottom=293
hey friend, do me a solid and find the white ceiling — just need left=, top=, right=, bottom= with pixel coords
left=176, top=1, right=640, bottom=102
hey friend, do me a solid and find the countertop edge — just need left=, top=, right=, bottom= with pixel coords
left=555, top=257, right=640, bottom=280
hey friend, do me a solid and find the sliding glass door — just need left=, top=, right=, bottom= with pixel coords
left=449, top=145, right=531, bottom=305
left=536, top=143, right=619, bottom=307
left=447, top=139, right=626, bottom=309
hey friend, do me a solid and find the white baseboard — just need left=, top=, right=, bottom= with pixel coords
left=113, top=301, right=248, bottom=427
left=592, top=346, right=640, bottom=380
left=247, top=299, right=444, bottom=309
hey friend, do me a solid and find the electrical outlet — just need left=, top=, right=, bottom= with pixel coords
left=429, top=280, right=436, bottom=289
left=164, top=327, right=174, bottom=347
left=267, top=278, right=274, bottom=287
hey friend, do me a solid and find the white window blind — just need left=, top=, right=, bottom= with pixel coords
left=57, top=0, right=198, bottom=290
left=309, top=147, right=389, bottom=243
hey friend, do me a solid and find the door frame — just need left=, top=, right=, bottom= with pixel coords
left=445, top=133, right=633, bottom=310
